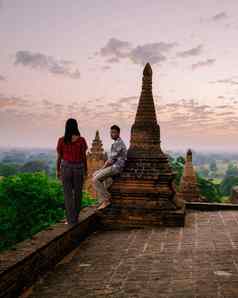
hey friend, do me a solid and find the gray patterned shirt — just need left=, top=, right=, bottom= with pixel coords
left=108, top=137, right=127, bottom=171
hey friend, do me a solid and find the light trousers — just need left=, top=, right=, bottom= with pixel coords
left=92, top=166, right=120, bottom=203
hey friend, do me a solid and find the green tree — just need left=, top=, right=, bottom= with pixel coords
left=0, top=172, right=65, bottom=251
left=49, top=163, right=57, bottom=178
left=169, top=155, right=185, bottom=187
left=225, top=163, right=238, bottom=177
left=0, top=163, right=21, bottom=176
left=2, top=152, right=26, bottom=164
left=220, top=176, right=238, bottom=196
left=0, top=172, right=97, bottom=252
left=20, top=160, right=50, bottom=175
left=197, top=175, right=222, bottom=202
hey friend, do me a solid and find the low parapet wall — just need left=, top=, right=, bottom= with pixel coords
left=186, top=201, right=238, bottom=210
left=0, top=206, right=99, bottom=298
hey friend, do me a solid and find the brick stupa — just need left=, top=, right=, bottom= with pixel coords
left=179, top=149, right=201, bottom=202
left=85, top=130, right=107, bottom=198
left=98, top=63, right=186, bottom=228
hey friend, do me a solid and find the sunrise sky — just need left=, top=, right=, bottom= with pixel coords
left=0, top=0, right=238, bottom=152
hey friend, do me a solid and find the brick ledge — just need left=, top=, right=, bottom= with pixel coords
left=0, top=206, right=99, bottom=298
left=186, top=201, right=238, bottom=210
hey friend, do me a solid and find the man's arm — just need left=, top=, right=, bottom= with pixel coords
left=102, top=159, right=113, bottom=168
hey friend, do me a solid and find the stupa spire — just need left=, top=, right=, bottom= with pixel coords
left=95, top=130, right=100, bottom=141
left=134, top=62, right=157, bottom=124
left=128, top=62, right=161, bottom=158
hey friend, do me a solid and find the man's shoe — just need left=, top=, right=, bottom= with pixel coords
left=96, top=198, right=111, bottom=210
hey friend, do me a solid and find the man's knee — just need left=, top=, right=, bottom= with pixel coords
left=93, top=168, right=111, bottom=181
left=92, top=175, right=99, bottom=185
left=92, top=168, right=105, bottom=179
left=92, top=173, right=105, bottom=186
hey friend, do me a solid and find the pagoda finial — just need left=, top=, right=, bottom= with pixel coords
left=143, top=62, right=152, bottom=76
left=95, top=130, right=100, bottom=141
left=187, top=149, right=192, bottom=162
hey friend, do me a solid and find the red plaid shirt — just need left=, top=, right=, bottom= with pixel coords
left=56, top=136, right=88, bottom=170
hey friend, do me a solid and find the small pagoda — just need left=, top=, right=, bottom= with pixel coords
left=98, top=63, right=186, bottom=228
left=231, top=186, right=238, bottom=204
left=178, top=149, right=201, bottom=202
left=85, top=130, right=107, bottom=198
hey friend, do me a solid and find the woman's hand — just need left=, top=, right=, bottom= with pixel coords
left=56, top=170, right=62, bottom=180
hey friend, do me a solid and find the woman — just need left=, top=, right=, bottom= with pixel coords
left=56, top=118, right=88, bottom=225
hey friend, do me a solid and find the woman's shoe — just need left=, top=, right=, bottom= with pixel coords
left=63, top=219, right=78, bottom=225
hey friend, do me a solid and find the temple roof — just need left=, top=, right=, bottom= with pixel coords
left=24, top=209, right=238, bottom=297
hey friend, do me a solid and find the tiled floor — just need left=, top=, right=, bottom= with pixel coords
left=25, top=210, right=238, bottom=297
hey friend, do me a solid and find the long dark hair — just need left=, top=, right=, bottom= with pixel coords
left=64, top=118, right=80, bottom=144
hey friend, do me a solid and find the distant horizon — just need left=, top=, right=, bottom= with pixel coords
left=0, top=145, right=237, bottom=155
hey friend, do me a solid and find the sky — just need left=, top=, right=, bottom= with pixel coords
left=0, top=0, right=238, bottom=152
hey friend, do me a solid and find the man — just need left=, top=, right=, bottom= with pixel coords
left=92, top=125, right=127, bottom=209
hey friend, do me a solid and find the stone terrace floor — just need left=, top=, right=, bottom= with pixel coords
left=24, top=210, right=238, bottom=298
